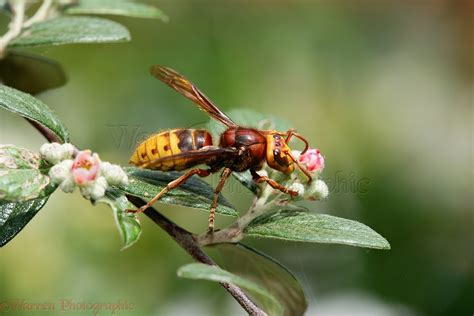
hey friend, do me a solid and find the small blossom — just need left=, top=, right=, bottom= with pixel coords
left=101, top=162, right=129, bottom=186
left=62, top=143, right=75, bottom=158
left=305, top=179, right=329, bottom=200
left=49, top=159, right=73, bottom=184
left=40, top=143, right=64, bottom=164
left=59, top=176, right=76, bottom=193
left=40, top=142, right=75, bottom=164
left=289, top=182, right=305, bottom=197
left=71, top=150, right=100, bottom=185
left=299, top=148, right=324, bottom=173
left=80, top=176, right=107, bottom=200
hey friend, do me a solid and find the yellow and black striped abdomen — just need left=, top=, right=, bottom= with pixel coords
left=129, top=129, right=213, bottom=171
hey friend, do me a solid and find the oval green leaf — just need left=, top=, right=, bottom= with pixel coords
left=10, top=17, right=130, bottom=48
left=177, top=262, right=283, bottom=316
left=232, top=170, right=260, bottom=195
left=100, top=189, right=141, bottom=250
left=0, top=85, right=70, bottom=142
left=0, top=197, right=48, bottom=247
left=0, top=144, right=43, bottom=170
left=245, top=207, right=391, bottom=250
left=207, top=243, right=307, bottom=316
left=0, top=51, right=67, bottom=95
left=115, top=167, right=237, bottom=217
left=0, top=169, right=50, bottom=202
left=64, top=0, right=168, bottom=22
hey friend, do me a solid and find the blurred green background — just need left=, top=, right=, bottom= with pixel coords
left=1, top=1, right=472, bottom=315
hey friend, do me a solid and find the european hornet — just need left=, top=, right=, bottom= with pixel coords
left=129, top=65, right=312, bottom=232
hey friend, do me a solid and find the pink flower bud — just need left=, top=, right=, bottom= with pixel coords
left=71, top=150, right=100, bottom=185
left=299, top=148, right=324, bottom=172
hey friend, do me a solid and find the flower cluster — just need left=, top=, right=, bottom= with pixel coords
left=286, top=148, right=328, bottom=201
left=40, top=143, right=128, bottom=200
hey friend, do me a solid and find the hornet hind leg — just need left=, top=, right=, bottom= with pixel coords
left=127, top=167, right=232, bottom=233
left=207, top=168, right=232, bottom=233
left=127, top=168, right=211, bottom=214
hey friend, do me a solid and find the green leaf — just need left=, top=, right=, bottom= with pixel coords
left=177, top=263, right=283, bottom=316
left=0, top=145, right=54, bottom=201
left=245, top=207, right=391, bottom=250
left=10, top=17, right=130, bottom=48
left=208, top=243, right=307, bottom=316
left=0, top=197, right=49, bottom=247
left=100, top=189, right=141, bottom=250
left=0, top=85, right=70, bottom=142
left=207, top=109, right=292, bottom=138
left=0, top=145, right=55, bottom=246
left=115, top=167, right=237, bottom=217
left=0, top=169, right=50, bottom=202
left=233, top=170, right=259, bottom=195
left=206, top=109, right=292, bottom=195
left=64, top=0, right=168, bottom=21
left=1, top=0, right=10, bottom=15
left=0, top=51, right=67, bottom=95
left=0, top=144, right=43, bottom=170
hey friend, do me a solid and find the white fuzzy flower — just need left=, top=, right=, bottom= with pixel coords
left=49, top=159, right=73, bottom=184
left=40, top=143, right=64, bottom=164
left=289, top=182, right=305, bottom=197
left=80, top=176, right=107, bottom=200
left=59, top=175, right=76, bottom=193
left=62, top=143, right=75, bottom=159
left=305, top=179, right=329, bottom=200
left=100, top=162, right=129, bottom=186
left=40, top=142, right=74, bottom=163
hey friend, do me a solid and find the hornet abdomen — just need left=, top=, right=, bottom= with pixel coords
left=129, top=129, right=213, bottom=171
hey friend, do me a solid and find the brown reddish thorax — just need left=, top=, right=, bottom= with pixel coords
left=219, top=127, right=266, bottom=172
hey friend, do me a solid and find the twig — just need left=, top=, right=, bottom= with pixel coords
left=127, top=195, right=267, bottom=316
left=23, top=0, right=52, bottom=28
left=197, top=178, right=279, bottom=246
left=28, top=118, right=267, bottom=316
left=0, top=0, right=55, bottom=58
left=27, top=118, right=62, bottom=143
left=0, top=0, right=26, bottom=57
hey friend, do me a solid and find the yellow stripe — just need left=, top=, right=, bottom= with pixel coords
left=137, top=142, right=148, bottom=164
left=145, top=136, right=159, bottom=161
left=129, top=150, right=140, bottom=166
left=157, top=131, right=173, bottom=169
left=170, top=130, right=181, bottom=156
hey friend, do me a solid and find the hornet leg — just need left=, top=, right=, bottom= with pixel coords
left=251, top=170, right=299, bottom=196
left=127, top=168, right=211, bottom=214
left=208, top=168, right=232, bottom=233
